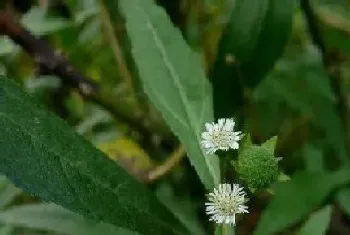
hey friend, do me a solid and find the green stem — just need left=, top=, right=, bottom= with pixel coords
left=221, top=224, right=235, bottom=235
left=220, top=152, right=232, bottom=182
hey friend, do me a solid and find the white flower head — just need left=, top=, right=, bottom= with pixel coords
left=205, top=183, right=248, bottom=225
left=201, top=118, right=243, bottom=154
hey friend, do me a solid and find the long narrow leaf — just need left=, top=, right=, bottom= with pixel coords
left=0, top=77, right=188, bottom=235
left=118, top=0, right=220, bottom=189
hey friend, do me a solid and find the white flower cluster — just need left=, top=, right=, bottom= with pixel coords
left=201, top=118, right=242, bottom=154
left=201, top=118, right=248, bottom=225
left=206, top=183, right=248, bottom=224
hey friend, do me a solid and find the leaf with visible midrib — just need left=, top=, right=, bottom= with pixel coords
left=119, top=0, right=220, bottom=190
left=0, top=77, right=188, bottom=235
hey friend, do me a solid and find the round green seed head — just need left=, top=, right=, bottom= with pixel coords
left=235, top=146, right=279, bottom=190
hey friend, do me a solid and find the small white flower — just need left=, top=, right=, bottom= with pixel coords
left=205, top=183, right=248, bottom=225
left=201, top=118, right=242, bottom=154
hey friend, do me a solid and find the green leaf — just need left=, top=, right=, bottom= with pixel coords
left=0, top=37, right=16, bottom=56
left=0, top=64, right=5, bottom=77
left=336, top=188, right=350, bottom=218
left=0, top=226, right=13, bottom=235
left=0, top=77, right=188, bottom=235
left=240, top=0, right=295, bottom=86
left=211, top=0, right=294, bottom=118
left=21, top=7, right=71, bottom=36
left=119, top=0, right=220, bottom=189
left=99, top=0, right=148, bottom=113
left=254, top=168, right=350, bottom=235
left=261, top=136, right=277, bottom=154
left=75, top=8, right=98, bottom=25
left=254, top=51, right=347, bottom=162
left=0, top=177, right=21, bottom=209
left=300, top=143, right=325, bottom=173
left=296, top=205, right=332, bottom=235
left=319, top=5, right=350, bottom=57
left=156, top=184, right=206, bottom=235
left=239, top=133, right=253, bottom=153
left=221, top=0, right=270, bottom=62
left=0, top=203, right=136, bottom=235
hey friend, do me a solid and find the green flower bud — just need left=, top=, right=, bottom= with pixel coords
left=234, top=146, right=279, bottom=191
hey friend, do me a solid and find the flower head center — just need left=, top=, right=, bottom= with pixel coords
left=215, top=195, right=239, bottom=216
left=211, top=130, right=232, bottom=147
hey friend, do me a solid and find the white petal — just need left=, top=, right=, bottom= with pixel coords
left=234, top=132, right=243, bottom=140
left=217, top=119, right=225, bottom=127
left=201, top=132, right=211, bottom=139
left=224, top=119, right=235, bottom=131
left=205, top=123, right=214, bottom=131
left=230, top=141, right=239, bottom=149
